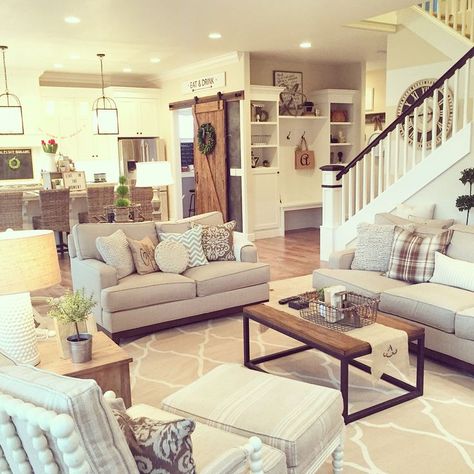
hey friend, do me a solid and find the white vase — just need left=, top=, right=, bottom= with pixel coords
left=42, top=152, right=57, bottom=172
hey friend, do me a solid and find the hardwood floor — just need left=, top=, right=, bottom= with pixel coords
left=38, top=228, right=321, bottom=299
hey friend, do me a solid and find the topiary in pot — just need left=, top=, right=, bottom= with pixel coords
left=456, top=167, right=474, bottom=224
left=114, top=176, right=131, bottom=222
left=48, top=289, right=96, bottom=363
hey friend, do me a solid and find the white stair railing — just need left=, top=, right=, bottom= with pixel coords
left=419, top=0, right=474, bottom=41
left=337, top=47, right=473, bottom=226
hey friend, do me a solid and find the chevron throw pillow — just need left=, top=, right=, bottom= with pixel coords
left=159, top=226, right=208, bottom=268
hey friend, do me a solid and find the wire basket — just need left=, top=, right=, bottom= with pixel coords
left=299, top=291, right=379, bottom=332
left=251, top=134, right=271, bottom=145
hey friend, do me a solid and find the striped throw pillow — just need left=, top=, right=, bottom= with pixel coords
left=386, top=227, right=453, bottom=283
left=159, top=226, right=208, bottom=268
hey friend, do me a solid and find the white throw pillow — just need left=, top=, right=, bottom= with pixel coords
left=159, top=226, right=208, bottom=268
left=351, top=223, right=396, bottom=272
left=155, top=241, right=189, bottom=273
left=393, top=203, right=435, bottom=219
left=96, top=229, right=135, bottom=279
left=430, top=251, right=474, bottom=291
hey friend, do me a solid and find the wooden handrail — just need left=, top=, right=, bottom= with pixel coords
left=336, top=46, right=474, bottom=180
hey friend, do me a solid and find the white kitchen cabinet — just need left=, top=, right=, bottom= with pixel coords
left=252, top=168, right=282, bottom=238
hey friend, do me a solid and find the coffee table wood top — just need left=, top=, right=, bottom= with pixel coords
left=38, top=332, right=133, bottom=377
left=243, top=304, right=424, bottom=359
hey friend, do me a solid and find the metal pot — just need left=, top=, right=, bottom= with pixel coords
left=67, top=333, right=93, bottom=363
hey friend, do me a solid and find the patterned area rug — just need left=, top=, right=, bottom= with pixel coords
left=123, top=275, right=474, bottom=474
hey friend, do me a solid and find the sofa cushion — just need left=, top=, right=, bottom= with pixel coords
left=73, top=222, right=157, bottom=261
left=454, top=308, right=474, bottom=341
left=312, top=268, right=410, bottom=298
left=392, top=202, right=435, bottom=219
left=0, top=365, right=138, bottom=473
left=156, top=212, right=224, bottom=235
left=127, top=405, right=287, bottom=474
left=379, top=283, right=474, bottom=333
left=183, top=261, right=270, bottom=297
left=161, top=364, right=343, bottom=471
left=446, top=224, right=474, bottom=263
left=127, top=235, right=159, bottom=275
left=102, top=272, right=196, bottom=313
left=96, top=229, right=136, bottom=279
left=430, top=251, right=474, bottom=291
left=159, top=227, right=208, bottom=268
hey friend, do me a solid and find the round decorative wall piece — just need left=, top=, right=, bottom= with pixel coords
left=397, top=78, right=453, bottom=149
left=8, top=156, right=21, bottom=170
left=197, top=123, right=216, bottom=156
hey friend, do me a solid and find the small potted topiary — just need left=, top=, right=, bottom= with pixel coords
left=114, top=175, right=131, bottom=222
left=48, top=290, right=96, bottom=363
left=456, top=168, right=474, bottom=224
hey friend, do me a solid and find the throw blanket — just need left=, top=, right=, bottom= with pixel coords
left=351, top=323, right=410, bottom=382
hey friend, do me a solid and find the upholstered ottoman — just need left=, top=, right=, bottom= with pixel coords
left=161, top=364, right=344, bottom=474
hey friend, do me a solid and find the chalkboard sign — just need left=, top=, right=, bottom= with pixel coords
left=0, top=148, right=33, bottom=180
left=180, top=141, right=194, bottom=167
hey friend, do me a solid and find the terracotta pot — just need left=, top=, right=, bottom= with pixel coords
left=114, top=207, right=131, bottom=222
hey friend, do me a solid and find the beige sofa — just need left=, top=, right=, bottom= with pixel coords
left=313, top=223, right=474, bottom=372
left=69, top=212, right=270, bottom=342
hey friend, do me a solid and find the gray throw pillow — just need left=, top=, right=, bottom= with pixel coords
left=96, top=229, right=135, bottom=279
left=351, top=223, right=396, bottom=272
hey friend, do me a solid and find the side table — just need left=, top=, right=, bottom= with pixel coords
left=37, top=332, right=133, bottom=407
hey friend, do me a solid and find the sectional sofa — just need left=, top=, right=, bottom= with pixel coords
left=69, top=212, right=270, bottom=342
left=313, top=222, right=474, bottom=372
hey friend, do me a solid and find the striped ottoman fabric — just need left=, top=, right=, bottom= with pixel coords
left=161, top=364, right=344, bottom=473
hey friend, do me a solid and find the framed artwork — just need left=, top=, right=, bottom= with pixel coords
left=0, top=148, right=33, bottom=180
left=365, top=88, right=375, bottom=111
left=273, top=70, right=303, bottom=104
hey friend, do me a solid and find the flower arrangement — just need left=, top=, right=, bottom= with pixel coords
left=41, top=138, right=58, bottom=154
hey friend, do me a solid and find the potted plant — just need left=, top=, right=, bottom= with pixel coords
left=456, top=167, right=474, bottom=224
left=48, top=290, right=96, bottom=363
left=114, top=175, right=131, bottom=222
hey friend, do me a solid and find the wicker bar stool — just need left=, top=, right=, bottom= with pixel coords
left=32, top=188, right=70, bottom=256
left=78, top=185, right=115, bottom=223
left=0, top=191, right=23, bottom=231
left=130, top=185, right=153, bottom=221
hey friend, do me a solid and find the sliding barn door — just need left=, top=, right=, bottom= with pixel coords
left=193, top=100, right=228, bottom=220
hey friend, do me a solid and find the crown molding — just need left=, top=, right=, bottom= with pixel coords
left=157, top=51, right=243, bottom=82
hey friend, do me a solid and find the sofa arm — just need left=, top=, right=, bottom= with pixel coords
left=233, top=232, right=258, bottom=263
left=71, top=257, right=118, bottom=325
left=328, top=248, right=356, bottom=269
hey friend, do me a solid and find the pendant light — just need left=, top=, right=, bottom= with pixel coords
left=0, top=46, right=24, bottom=135
left=92, top=53, right=119, bottom=135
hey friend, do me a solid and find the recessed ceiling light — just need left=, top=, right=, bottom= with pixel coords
left=150, top=57, right=161, bottom=63
left=299, top=41, right=312, bottom=49
left=53, top=63, right=64, bottom=69
left=208, top=32, right=222, bottom=39
left=123, top=67, right=132, bottom=73
left=69, top=53, right=81, bottom=60
left=64, top=16, right=81, bottom=24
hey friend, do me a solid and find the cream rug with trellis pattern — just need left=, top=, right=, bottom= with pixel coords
left=123, top=276, right=474, bottom=474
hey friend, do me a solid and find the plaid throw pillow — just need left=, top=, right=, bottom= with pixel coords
left=386, top=227, right=453, bottom=283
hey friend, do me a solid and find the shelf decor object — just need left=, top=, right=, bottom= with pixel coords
left=135, top=161, right=174, bottom=221
left=0, top=46, right=24, bottom=135
left=92, top=53, right=119, bottom=135
left=0, top=229, right=61, bottom=365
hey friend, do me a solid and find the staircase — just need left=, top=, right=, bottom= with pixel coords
left=419, top=0, right=474, bottom=41
left=320, top=47, right=474, bottom=260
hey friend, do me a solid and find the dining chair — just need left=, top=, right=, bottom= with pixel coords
left=0, top=191, right=23, bottom=231
left=130, top=185, right=153, bottom=221
left=78, top=185, right=115, bottom=223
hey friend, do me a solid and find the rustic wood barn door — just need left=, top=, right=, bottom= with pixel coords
left=192, top=100, right=228, bottom=220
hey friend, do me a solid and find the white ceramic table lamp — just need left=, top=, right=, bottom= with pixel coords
left=135, top=161, right=174, bottom=220
left=0, top=229, right=61, bottom=365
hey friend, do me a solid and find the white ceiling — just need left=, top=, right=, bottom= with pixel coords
left=1, top=0, right=418, bottom=81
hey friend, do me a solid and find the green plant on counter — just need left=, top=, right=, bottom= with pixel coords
left=115, top=175, right=130, bottom=207
left=456, top=167, right=474, bottom=224
left=48, top=289, right=96, bottom=341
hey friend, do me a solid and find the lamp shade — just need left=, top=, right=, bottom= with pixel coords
left=0, top=230, right=61, bottom=295
left=135, top=161, right=174, bottom=187
left=0, top=105, right=24, bottom=134
left=93, top=107, right=119, bottom=135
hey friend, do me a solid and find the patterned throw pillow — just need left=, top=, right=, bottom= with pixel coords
left=386, top=227, right=453, bottom=283
left=192, top=221, right=236, bottom=261
left=96, top=229, right=135, bottom=279
left=159, top=227, right=208, bottom=268
left=127, top=235, right=159, bottom=275
left=113, top=410, right=196, bottom=474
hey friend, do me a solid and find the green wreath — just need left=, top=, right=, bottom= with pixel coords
left=8, top=156, right=21, bottom=170
left=197, top=123, right=216, bottom=156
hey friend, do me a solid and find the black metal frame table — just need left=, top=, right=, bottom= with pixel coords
left=242, top=304, right=425, bottom=424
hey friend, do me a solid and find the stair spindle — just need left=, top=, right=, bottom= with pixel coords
left=453, top=69, right=459, bottom=133
left=403, top=115, right=409, bottom=173
left=348, top=167, right=354, bottom=218
left=432, top=88, right=439, bottom=151
left=421, top=100, right=428, bottom=160
left=412, top=107, right=418, bottom=167
left=370, top=149, right=375, bottom=202
left=394, top=124, right=400, bottom=179
left=377, top=142, right=383, bottom=195
left=385, top=133, right=391, bottom=189
left=341, top=173, right=346, bottom=224
left=462, top=58, right=470, bottom=126
left=362, top=153, right=368, bottom=207
left=442, top=80, right=449, bottom=144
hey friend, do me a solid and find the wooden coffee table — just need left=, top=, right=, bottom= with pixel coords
left=37, top=332, right=133, bottom=407
left=242, top=304, right=425, bottom=424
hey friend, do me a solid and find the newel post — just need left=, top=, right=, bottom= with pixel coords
left=320, top=165, right=344, bottom=261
